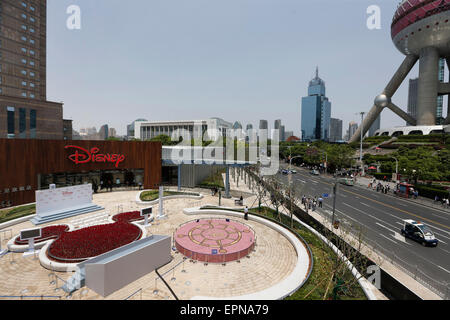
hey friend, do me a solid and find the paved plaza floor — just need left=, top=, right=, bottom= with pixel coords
left=0, top=188, right=298, bottom=300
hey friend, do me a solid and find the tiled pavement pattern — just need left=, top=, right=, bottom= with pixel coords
left=0, top=189, right=297, bottom=300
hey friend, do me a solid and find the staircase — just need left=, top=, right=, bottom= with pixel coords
left=61, top=266, right=86, bottom=295
left=30, top=204, right=104, bottom=225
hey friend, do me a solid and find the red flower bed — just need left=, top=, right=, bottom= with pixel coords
left=14, top=225, right=69, bottom=245
left=112, top=211, right=144, bottom=223
left=48, top=221, right=142, bottom=263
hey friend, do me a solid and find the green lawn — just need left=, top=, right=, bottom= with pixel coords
left=139, top=190, right=199, bottom=202
left=0, top=204, right=36, bottom=224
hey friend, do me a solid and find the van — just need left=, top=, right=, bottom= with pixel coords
left=400, top=220, right=438, bottom=247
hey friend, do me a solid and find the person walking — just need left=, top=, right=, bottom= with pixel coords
left=318, top=196, right=323, bottom=208
left=244, top=206, right=249, bottom=221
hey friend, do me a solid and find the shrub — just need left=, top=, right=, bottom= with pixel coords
left=413, top=185, right=450, bottom=200
left=14, top=225, right=69, bottom=245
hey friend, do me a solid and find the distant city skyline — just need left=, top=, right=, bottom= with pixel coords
left=46, top=0, right=448, bottom=137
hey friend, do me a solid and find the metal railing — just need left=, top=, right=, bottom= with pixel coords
left=0, top=295, right=61, bottom=300
left=124, top=288, right=142, bottom=300
left=312, top=206, right=449, bottom=300
left=362, top=237, right=450, bottom=300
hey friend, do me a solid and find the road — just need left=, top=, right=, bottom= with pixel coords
left=275, top=165, right=450, bottom=298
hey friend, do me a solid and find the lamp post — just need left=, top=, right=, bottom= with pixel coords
left=288, top=154, right=302, bottom=228
left=360, top=112, right=365, bottom=176
left=391, top=156, right=398, bottom=182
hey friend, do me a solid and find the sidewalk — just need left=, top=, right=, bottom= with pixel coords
left=354, top=176, right=450, bottom=213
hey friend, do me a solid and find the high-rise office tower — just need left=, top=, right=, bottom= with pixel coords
left=301, top=67, right=331, bottom=141
left=368, top=115, right=381, bottom=137
left=273, top=119, right=284, bottom=141
left=259, top=120, right=268, bottom=130
left=0, top=0, right=66, bottom=139
left=348, top=122, right=358, bottom=139
left=407, top=78, right=419, bottom=126
left=329, top=118, right=343, bottom=142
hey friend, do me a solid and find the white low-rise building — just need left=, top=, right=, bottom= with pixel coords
left=134, top=118, right=233, bottom=141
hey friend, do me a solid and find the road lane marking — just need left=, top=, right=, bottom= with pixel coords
left=376, top=222, right=397, bottom=234
left=361, top=203, right=372, bottom=208
left=341, top=188, right=450, bottom=230
left=298, top=173, right=450, bottom=225
left=380, top=234, right=399, bottom=245
left=291, top=169, right=450, bottom=229
left=437, top=265, right=450, bottom=274
left=343, top=203, right=401, bottom=230
left=432, top=213, right=448, bottom=221
left=438, top=247, right=450, bottom=255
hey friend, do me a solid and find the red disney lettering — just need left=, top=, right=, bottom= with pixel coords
left=65, top=145, right=126, bottom=168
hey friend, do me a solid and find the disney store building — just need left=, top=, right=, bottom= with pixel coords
left=0, top=139, right=162, bottom=208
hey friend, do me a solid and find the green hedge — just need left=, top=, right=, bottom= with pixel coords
left=413, top=185, right=450, bottom=200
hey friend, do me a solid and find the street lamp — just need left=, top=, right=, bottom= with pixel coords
left=360, top=112, right=366, bottom=176
left=288, top=152, right=302, bottom=229
left=391, top=156, right=398, bottom=182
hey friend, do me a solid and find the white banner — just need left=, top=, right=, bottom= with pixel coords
left=36, top=184, right=93, bottom=217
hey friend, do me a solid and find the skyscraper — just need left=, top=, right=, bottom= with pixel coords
left=348, top=122, right=358, bottom=140
left=329, top=118, right=343, bottom=142
left=273, top=119, right=285, bottom=141
left=0, top=0, right=66, bottom=140
left=407, top=78, right=419, bottom=126
left=301, top=67, right=331, bottom=141
left=368, top=115, right=381, bottom=137
left=259, top=120, right=268, bottom=130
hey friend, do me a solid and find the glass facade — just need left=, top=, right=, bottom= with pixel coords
left=7, top=106, right=15, bottom=138
left=30, top=109, right=36, bottom=139
left=301, top=68, right=332, bottom=141
left=19, top=108, right=26, bottom=138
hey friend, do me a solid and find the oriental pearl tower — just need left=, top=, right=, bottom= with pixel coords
left=349, top=0, right=450, bottom=143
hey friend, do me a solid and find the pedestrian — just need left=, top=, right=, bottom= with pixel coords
left=446, top=198, right=449, bottom=208
left=318, top=196, right=323, bottom=208
left=244, top=206, right=249, bottom=220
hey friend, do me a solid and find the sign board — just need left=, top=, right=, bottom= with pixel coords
left=36, top=184, right=93, bottom=218
left=322, top=193, right=329, bottom=198
left=140, top=207, right=152, bottom=217
left=20, top=228, right=42, bottom=241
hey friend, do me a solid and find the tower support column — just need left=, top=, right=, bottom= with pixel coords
left=417, top=47, right=439, bottom=125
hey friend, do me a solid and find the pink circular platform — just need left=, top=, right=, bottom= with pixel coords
left=175, top=219, right=256, bottom=263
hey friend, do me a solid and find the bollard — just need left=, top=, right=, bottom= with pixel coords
left=153, top=278, right=159, bottom=295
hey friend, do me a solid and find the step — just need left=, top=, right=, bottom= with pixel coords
left=30, top=205, right=104, bottom=225
left=62, top=267, right=86, bottom=294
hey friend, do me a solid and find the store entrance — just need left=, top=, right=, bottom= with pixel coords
left=38, top=169, right=145, bottom=192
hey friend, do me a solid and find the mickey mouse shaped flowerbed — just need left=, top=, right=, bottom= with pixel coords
left=8, top=211, right=148, bottom=271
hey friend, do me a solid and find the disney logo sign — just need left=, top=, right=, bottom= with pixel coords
left=65, top=145, right=126, bottom=168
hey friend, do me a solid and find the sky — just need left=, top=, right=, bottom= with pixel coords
left=46, top=0, right=448, bottom=137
